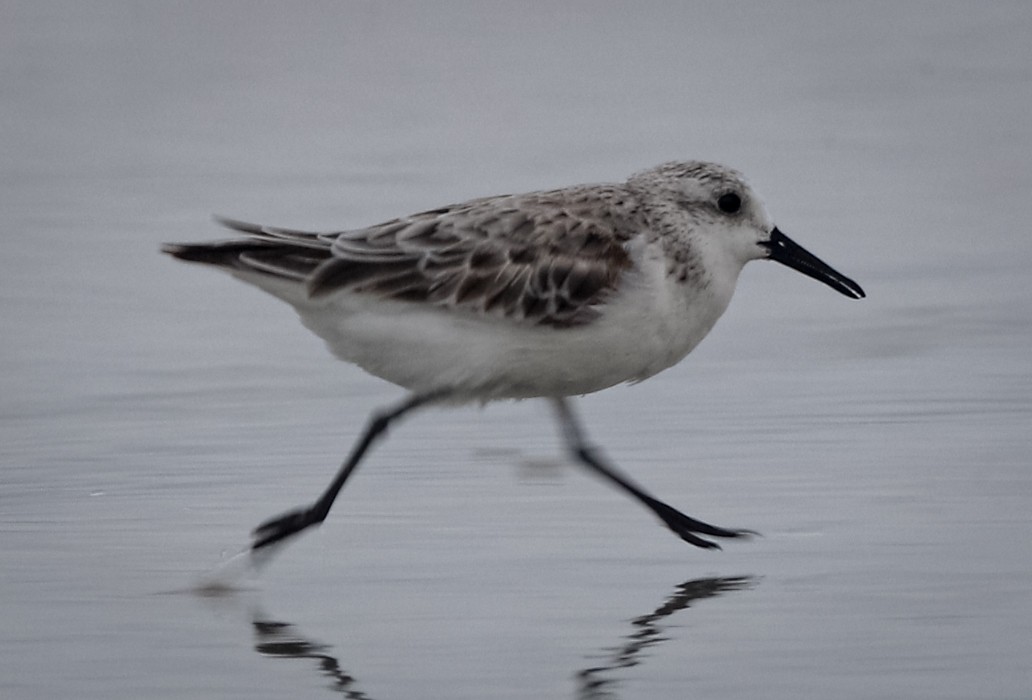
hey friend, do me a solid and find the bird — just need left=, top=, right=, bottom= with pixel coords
left=163, top=160, right=865, bottom=552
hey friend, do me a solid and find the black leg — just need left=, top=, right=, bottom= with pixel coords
left=252, top=391, right=447, bottom=550
left=550, top=398, right=754, bottom=550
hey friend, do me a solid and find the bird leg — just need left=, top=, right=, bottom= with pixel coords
left=550, top=397, right=753, bottom=550
left=252, top=390, right=447, bottom=550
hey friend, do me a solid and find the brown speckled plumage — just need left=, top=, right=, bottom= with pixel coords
left=167, top=184, right=655, bottom=327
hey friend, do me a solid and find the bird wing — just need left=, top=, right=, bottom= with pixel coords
left=313, top=186, right=640, bottom=326
left=167, top=185, right=642, bottom=328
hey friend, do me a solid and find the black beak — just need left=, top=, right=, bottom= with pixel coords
left=761, top=227, right=865, bottom=299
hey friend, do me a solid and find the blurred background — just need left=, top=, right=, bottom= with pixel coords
left=2, top=2, right=1030, bottom=698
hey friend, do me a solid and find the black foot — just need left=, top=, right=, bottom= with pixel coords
left=252, top=504, right=324, bottom=550
left=643, top=495, right=757, bottom=550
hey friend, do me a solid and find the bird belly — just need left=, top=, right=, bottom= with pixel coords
left=291, top=251, right=736, bottom=401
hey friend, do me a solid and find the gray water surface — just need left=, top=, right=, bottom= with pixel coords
left=3, top=2, right=1031, bottom=698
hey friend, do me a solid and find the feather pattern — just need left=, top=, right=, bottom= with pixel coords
left=168, top=185, right=645, bottom=327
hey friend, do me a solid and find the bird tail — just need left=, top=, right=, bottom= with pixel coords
left=161, top=216, right=334, bottom=282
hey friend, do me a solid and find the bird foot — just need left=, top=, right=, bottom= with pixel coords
left=645, top=497, right=756, bottom=550
left=252, top=504, right=324, bottom=550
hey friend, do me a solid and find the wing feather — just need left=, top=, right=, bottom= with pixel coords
left=169, top=185, right=642, bottom=328
left=311, top=186, right=641, bottom=326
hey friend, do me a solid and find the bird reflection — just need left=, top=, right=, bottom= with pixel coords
left=251, top=616, right=374, bottom=700
left=246, top=575, right=755, bottom=700
left=575, top=576, right=757, bottom=700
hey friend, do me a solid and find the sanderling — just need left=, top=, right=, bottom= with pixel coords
left=164, top=160, right=864, bottom=552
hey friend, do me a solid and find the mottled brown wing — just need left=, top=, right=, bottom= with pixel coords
left=308, top=187, right=641, bottom=326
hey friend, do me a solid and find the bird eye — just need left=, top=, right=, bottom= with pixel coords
left=718, top=192, right=743, bottom=213
left=717, top=192, right=742, bottom=214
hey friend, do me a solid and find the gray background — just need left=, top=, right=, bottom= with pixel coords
left=3, top=2, right=1031, bottom=698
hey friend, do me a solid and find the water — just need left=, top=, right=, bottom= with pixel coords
left=3, top=2, right=1031, bottom=698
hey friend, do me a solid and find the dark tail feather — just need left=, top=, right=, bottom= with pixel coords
left=161, top=239, right=282, bottom=267
left=163, top=217, right=334, bottom=282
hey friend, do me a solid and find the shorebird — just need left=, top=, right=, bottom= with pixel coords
left=164, top=161, right=864, bottom=552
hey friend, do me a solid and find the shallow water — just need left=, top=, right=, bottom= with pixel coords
left=3, top=2, right=1032, bottom=698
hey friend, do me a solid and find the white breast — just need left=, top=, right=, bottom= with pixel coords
left=286, top=238, right=742, bottom=402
